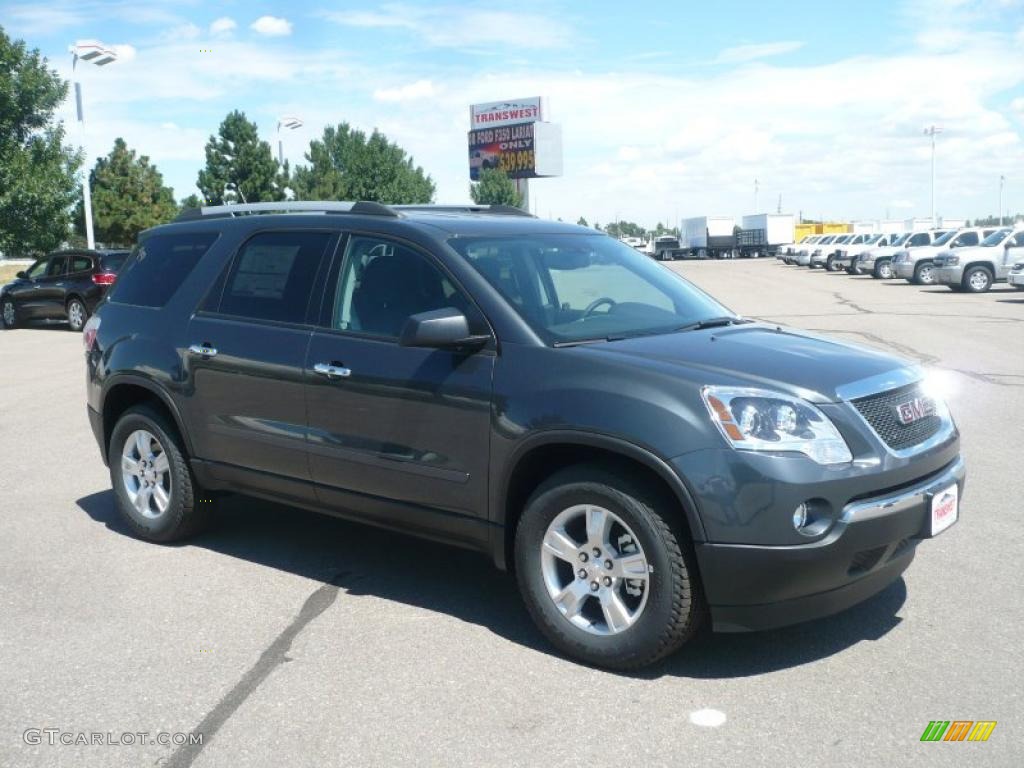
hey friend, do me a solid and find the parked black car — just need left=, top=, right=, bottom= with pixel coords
left=1, top=249, right=129, bottom=331
left=84, top=202, right=963, bottom=670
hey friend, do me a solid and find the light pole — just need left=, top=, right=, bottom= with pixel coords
left=923, top=125, right=943, bottom=227
left=999, top=175, right=1005, bottom=226
left=276, top=116, right=303, bottom=165
left=69, top=41, right=118, bottom=250
left=754, top=178, right=759, bottom=212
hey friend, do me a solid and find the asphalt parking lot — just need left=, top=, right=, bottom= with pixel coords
left=1, top=259, right=1021, bottom=768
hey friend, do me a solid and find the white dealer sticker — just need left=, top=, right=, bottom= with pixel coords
left=930, top=483, right=959, bottom=536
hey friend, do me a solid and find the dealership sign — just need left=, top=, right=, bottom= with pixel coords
left=468, top=121, right=563, bottom=181
left=470, top=97, right=544, bottom=129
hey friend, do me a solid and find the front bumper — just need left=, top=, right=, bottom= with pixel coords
left=892, top=261, right=916, bottom=279
left=694, top=455, right=965, bottom=632
left=1007, top=271, right=1024, bottom=287
left=934, top=266, right=964, bottom=285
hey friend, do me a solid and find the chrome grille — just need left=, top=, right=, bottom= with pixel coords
left=850, top=382, right=943, bottom=451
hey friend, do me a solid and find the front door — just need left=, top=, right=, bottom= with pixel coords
left=184, top=230, right=337, bottom=501
left=1000, top=231, right=1024, bottom=278
left=304, top=234, right=494, bottom=531
left=20, top=255, right=68, bottom=319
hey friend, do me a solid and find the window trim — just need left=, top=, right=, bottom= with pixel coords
left=314, top=229, right=496, bottom=349
left=196, top=228, right=340, bottom=329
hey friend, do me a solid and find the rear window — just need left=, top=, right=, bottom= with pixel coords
left=100, top=252, right=130, bottom=272
left=109, top=233, right=218, bottom=307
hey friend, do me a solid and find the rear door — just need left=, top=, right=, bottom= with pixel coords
left=303, top=233, right=495, bottom=530
left=184, top=229, right=337, bottom=501
left=66, top=253, right=97, bottom=308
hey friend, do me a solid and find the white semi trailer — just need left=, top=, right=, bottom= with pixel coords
left=736, top=213, right=795, bottom=258
left=682, top=216, right=736, bottom=259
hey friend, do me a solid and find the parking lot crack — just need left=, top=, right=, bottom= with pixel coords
left=160, top=571, right=353, bottom=768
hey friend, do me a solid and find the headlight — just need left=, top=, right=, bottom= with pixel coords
left=943, top=255, right=960, bottom=266
left=702, top=387, right=853, bottom=465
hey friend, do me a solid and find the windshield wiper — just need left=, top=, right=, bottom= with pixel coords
left=674, top=316, right=746, bottom=332
left=553, top=334, right=629, bottom=348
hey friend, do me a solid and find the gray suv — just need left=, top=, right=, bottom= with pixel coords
left=84, top=201, right=964, bottom=670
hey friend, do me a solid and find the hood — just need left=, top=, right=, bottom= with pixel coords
left=575, top=323, right=911, bottom=403
left=864, top=244, right=901, bottom=257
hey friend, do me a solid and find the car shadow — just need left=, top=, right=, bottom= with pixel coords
left=76, top=489, right=906, bottom=679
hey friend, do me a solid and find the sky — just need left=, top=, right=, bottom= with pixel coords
left=3, top=0, right=1023, bottom=227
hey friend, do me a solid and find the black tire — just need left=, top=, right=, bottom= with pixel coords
left=67, top=297, right=88, bottom=332
left=1, top=297, right=15, bottom=329
left=962, top=265, right=993, bottom=293
left=514, top=464, right=703, bottom=670
left=873, top=260, right=893, bottom=279
left=912, top=261, right=936, bottom=286
left=825, top=256, right=835, bottom=272
left=109, top=404, right=210, bottom=542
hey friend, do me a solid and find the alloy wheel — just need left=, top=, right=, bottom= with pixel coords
left=2, top=301, right=14, bottom=327
left=68, top=300, right=85, bottom=330
left=968, top=270, right=990, bottom=291
left=540, top=504, right=650, bottom=635
left=917, top=265, right=935, bottom=285
left=121, top=430, right=171, bottom=519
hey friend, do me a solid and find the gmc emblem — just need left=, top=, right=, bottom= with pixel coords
left=894, top=397, right=935, bottom=425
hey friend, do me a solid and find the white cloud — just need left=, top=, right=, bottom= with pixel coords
left=210, top=17, right=237, bottom=36
left=716, top=41, right=804, bottom=64
left=251, top=16, right=293, bottom=37
left=111, top=44, right=137, bottom=62
left=374, top=80, right=436, bottom=102
left=323, top=5, right=572, bottom=49
left=168, top=23, right=202, bottom=41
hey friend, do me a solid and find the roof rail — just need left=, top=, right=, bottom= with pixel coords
left=392, top=204, right=535, bottom=218
left=174, top=200, right=398, bottom=222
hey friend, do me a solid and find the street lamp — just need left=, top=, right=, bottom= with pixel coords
left=923, top=125, right=943, bottom=227
left=276, top=116, right=303, bottom=165
left=70, top=41, right=119, bottom=250
left=999, top=175, right=1005, bottom=226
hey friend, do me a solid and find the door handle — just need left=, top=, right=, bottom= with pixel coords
left=188, top=343, right=218, bottom=357
left=313, top=362, right=351, bottom=379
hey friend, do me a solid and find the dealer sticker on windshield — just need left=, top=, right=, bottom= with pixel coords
left=930, top=483, right=959, bottom=536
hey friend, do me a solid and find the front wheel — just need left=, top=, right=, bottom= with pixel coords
left=514, top=465, right=703, bottom=670
left=67, top=297, right=88, bottom=332
left=962, top=266, right=993, bottom=293
left=874, top=261, right=894, bottom=279
left=1, top=298, right=16, bottom=329
left=913, top=262, right=936, bottom=285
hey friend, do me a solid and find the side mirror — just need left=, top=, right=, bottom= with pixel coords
left=16, top=271, right=27, bottom=279
left=399, top=307, right=489, bottom=350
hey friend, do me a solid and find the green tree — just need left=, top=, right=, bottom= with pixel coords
left=0, top=28, right=81, bottom=257
left=576, top=216, right=588, bottom=227
left=179, top=193, right=202, bottom=212
left=197, top=110, right=286, bottom=205
left=469, top=167, right=522, bottom=207
left=73, top=138, right=177, bottom=245
left=292, top=123, right=434, bottom=203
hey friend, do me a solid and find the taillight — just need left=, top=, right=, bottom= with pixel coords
left=83, top=315, right=100, bottom=351
left=92, top=272, right=117, bottom=286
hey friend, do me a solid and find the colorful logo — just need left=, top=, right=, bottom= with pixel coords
left=920, top=721, right=997, bottom=742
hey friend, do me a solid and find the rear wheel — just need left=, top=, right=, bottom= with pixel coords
left=962, top=266, right=993, bottom=293
left=1, top=298, right=15, bottom=329
left=109, top=405, right=211, bottom=542
left=514, top=465, right=702, bottom=670
left=67, top=297, right=87, bottom=332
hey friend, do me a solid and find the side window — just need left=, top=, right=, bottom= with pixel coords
left=1012, top=233, right=1024, bottom=247
left=955, top=232, right=979, bottom=247
left=331, top=236, right=471, bottom=338
left=217, top=231, right=331, bottom=324
left=111, top=232, right=219, bottom=307
left=70, top=255, right=92, bottom=273
left=25, top=259, right=49, bottom=279
left=45, top=256, right=68, bottom=277
left=909, top=233, right=929, bottom=247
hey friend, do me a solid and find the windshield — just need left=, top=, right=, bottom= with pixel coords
left=931, top=230, right=957, bottom=246
left=865, top=234, right=882, bottom=244
left=981, top=229, right=1011, bottom=246
left=450, top=234, right=731, bottom=344
left=890, top=233, right=911, bottom=247
left=100, top=251, right=130, bottom=271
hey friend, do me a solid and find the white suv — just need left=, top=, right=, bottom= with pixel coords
left=891, top=228, right=996, bottom=285
left=859, top=230, right=951, bottom=279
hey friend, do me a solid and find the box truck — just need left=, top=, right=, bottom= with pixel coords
left=736, top=213, right=794, bottom=258
left=682, top=216, right=736, bottom=259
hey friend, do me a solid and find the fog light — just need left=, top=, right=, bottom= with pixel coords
left=792, top=503, right=809, bottom=531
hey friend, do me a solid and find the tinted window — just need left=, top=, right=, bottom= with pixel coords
left=25, top=259, right=48, bottom=279
left=217, top=231, right=331, bottom=324
left=332, top=236, right=472, bottom=338
left=45, top=256, right=68, bottom=276
left=70, top=255, right=92, bottom=273
left=954, top=232, right=979, bottom=247
left=110, top=232, right=218, bottom=307
left=1012, top=233, right=1024, bottom=247
left=908, top=233, right=930, bottom=247
left=452, top=234, right=730, bottom=345
left=100, top=252, right=130, bottom=271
